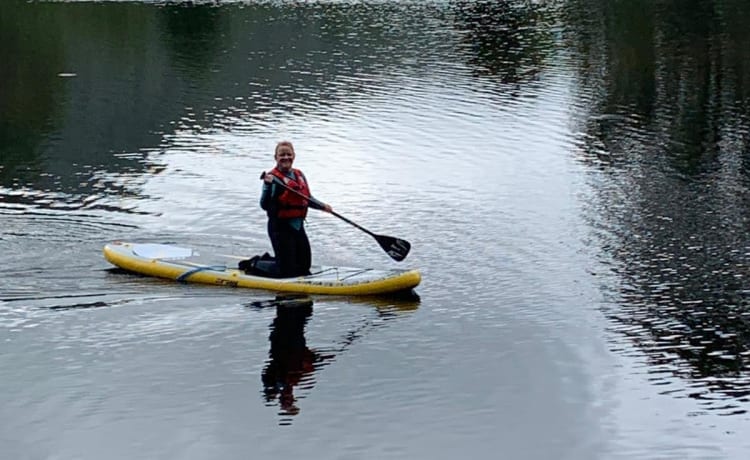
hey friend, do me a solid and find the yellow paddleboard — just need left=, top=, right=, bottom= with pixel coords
left=103, top=242, right=421, bottom=296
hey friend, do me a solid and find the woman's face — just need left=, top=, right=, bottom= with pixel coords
left=275, top=145, right=295, bottom=172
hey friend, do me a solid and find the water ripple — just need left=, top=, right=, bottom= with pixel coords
left=2, top=1, right=750, bottom=457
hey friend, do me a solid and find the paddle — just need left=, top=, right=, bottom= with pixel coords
left=260, top=171, right=411, bottom=261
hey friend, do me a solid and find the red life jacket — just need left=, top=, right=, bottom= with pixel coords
left=270, top=167, right=310, bottom=219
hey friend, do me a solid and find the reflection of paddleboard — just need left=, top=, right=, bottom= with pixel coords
left=103, top=242, right=421, bottom=296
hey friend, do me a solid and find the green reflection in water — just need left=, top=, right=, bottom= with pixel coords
left=0, top=2, right=65, bottom=186
left=566, top=0, right=750, bottom=407
left=452, top=0, right=556, bottom=86
left=159, top=3, right=223, bottom=80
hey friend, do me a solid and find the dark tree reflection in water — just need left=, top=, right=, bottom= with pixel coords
left=566, top=0, right=750, bottom=414
left=452, top=0, right=554, bottom=86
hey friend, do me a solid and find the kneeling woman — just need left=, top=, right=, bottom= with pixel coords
left=258, top=141, right=332, bottom=278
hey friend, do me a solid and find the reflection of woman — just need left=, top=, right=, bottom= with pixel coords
left=261, top=297, right=327, bottom=417
left=258, top=295, right=415, bottom=422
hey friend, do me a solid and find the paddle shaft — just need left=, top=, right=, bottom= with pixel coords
left=260, top=171, right=411, bottom=261
left=263, top=172, right=375, bottom=237
left=327, top=210, right=377, bottom=238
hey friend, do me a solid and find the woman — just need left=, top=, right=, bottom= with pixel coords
left=256, top=141, right=332, bottom=278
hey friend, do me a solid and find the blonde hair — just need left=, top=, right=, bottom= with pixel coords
left=274, top=140, right=295, bottom=156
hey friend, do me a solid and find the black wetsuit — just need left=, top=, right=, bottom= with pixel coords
left=258, top=170, right=323, bottom=277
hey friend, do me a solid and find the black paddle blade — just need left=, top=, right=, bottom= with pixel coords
left=375, top=235, right=411, bottom=262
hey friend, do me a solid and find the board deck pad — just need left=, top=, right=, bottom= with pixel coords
left=131, top=243, right=195, bottom=260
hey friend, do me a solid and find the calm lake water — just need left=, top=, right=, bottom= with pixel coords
left=2, top=0, right=750, bottom=459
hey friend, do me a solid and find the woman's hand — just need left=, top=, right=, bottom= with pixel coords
left=264, top=173, right=274, bottom=184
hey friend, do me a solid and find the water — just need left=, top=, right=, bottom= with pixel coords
left=1, top=1, right=750, bottom=459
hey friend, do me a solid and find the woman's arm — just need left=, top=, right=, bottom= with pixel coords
left=260, top=182, right=276, bottom=211
left=308, top=196, right=332, bottom=213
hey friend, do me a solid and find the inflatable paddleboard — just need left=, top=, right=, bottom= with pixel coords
left=103, top=242, right=421, bottom=296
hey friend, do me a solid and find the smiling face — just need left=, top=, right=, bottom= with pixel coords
left=274, top=142, right=295, bottom=172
